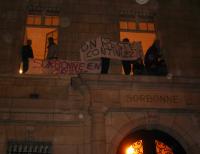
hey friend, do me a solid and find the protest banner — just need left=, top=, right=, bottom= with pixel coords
left=80, top=36, right=143, bottom=61
left=27, top=59, right=101, bottom=75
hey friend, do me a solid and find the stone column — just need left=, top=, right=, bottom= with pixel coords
left=90, top=109, right=106, bottom=154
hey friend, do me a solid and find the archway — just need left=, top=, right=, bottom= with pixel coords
left=117, top=129, right=186, bottom=154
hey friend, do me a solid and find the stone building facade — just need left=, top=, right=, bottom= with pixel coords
left=0, top=0, right=200, bottom=154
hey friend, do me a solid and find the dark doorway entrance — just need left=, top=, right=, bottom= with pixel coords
left=117, top=130, right=186, bottom=154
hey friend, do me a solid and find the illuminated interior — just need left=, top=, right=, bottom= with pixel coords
left=155, top=140, right=174, bottom=154
left=126, top=140, right=143, bottom=154
left=19, top=14, right=59, bottom=74
left=120, top=20, right=156, bottom=54
left=118, top=130, right=186, bottom=154
left=125, top=140, right=173, bottom=154
left=26, top=15, right=59, bottom=26
left=25, top=27, right=57, bottom=60
left=120, top=32, right=156, bottom=54
left=119, top=19, right=157, bottom=75
left=25, top=15, right=59, bottom=60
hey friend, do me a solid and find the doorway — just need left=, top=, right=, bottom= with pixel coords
left=25, top=27, right=58, bottom=60
left=117, top=130, right=186, bottom=154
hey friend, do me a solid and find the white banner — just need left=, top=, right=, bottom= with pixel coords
left=26, top=59, right=101, bottom=75
left=80, top=37, right=143, bottom=61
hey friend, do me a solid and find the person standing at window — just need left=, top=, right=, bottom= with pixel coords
left=121, top=38, right=131, bottom=75
left=131, top=41, right=145, bottom=75
left=47, top=37, right=58, bottom=60
left=144, top=39, right=168, bottom=75
left=20, top=39, right=34, bottom=73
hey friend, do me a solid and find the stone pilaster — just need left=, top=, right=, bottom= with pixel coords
left=90, top=108, right=106, bottom=154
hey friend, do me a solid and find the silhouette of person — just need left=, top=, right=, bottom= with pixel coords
left=131, top=41, right=145, bottom=75
left=47, top=37, right=58, bottom=60
left=144, top=39, right=167, bottom=75
left=20, top=39, right=34, bottom=73
left=122, top=39, right=145, bottom=75
left=101, top=57, right=110, bottom=74
left=121, top=38, right=132, bottom=75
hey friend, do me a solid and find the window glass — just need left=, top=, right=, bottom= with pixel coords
left=147, top=23, right=155, bottom=31
left=26, top=15, right=34, bottom=25
left=139, top=22, right=148, bottom=31
left=120, top=21, right=128, bottom=29
left=26, top=15, right=42, bottom=25
left=45, top=16, right=52, bottom=25
left=44, top=16, right=60, bottom=26
left=7, top=141, right=52, bottom=154
left=34, top=16, right=42, bottom=25
left=120, top=31, right=156, bottom=54
left=52, top=16, right=59, bottom=26
left=127, top=21, right=136, bottom=30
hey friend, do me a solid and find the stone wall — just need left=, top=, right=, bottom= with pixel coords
left=0, top=0, right=199, bottom=76
left=71, top=74, right=200, bottom=154
left=157, top=0, right=200, bottom=77
left=0, top=73, right=200, bottom=154
left=0, top=74, right=90, bottom=154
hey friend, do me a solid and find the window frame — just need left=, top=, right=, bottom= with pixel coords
left=119, top=15, right=156, bottom=33
left=7, top=141, right=52, bottom=154
left=26, top=14, right=60, bottom=27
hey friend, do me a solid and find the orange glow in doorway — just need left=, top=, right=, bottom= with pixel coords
left=126, top=145, right=135, bottom=154
left=125, top=140, right=143, bottom=154
left=26, top=27, right=57, bottom=60
left=120, top=32, right=156, bottom=54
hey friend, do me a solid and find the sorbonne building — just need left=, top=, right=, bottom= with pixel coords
left=0, top=0, right=200, bottom=154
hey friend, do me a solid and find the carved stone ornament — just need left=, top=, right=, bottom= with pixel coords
left=136, top=0, right=150, bottom=5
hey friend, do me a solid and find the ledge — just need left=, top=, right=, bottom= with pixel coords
left=71, top=73, right=200, bottom=90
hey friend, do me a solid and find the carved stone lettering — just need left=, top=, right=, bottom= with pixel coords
left=120, top=90, right=185, bottom=109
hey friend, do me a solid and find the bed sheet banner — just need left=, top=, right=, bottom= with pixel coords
left=27, top=59, right=101, bottom=75
left=80, top=36, right=143, bottom=61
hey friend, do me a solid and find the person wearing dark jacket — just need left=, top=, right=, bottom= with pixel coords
left=21, top=39, right=34, bottom=73
left=144, top=39, right=167, bottom=75
left=121, top=38, right=132, bottom=75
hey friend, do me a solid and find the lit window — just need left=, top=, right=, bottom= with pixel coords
left=147, top=23, right=155, bottom=31
left=139, top=22, right=147, bottom=31
left=52, top=16, right=59, bottom=26
left=34, top=16, right=42, bottom=25
left=120, top=17, right=156, bottom=55
left=127, top=22, right=136, bottom=30
left=45, top=16, right=52, bottom=25
left=26, top=15, right=41, bottom=25
left=26, top=15, right=34, bottom=25
left=120, top=21, right=128, bottom=29
left=45, top=16, right=59, bottom=26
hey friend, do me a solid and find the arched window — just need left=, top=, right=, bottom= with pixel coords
left=117, top=130, right=186, bottom=154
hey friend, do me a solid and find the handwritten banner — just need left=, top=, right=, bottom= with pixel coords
left=27, top=59, right=101, bottom=75
left=80, top=37, right=143, bottom=61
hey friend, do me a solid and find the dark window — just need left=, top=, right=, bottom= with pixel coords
left=7, top=141, right=52, bottom=154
